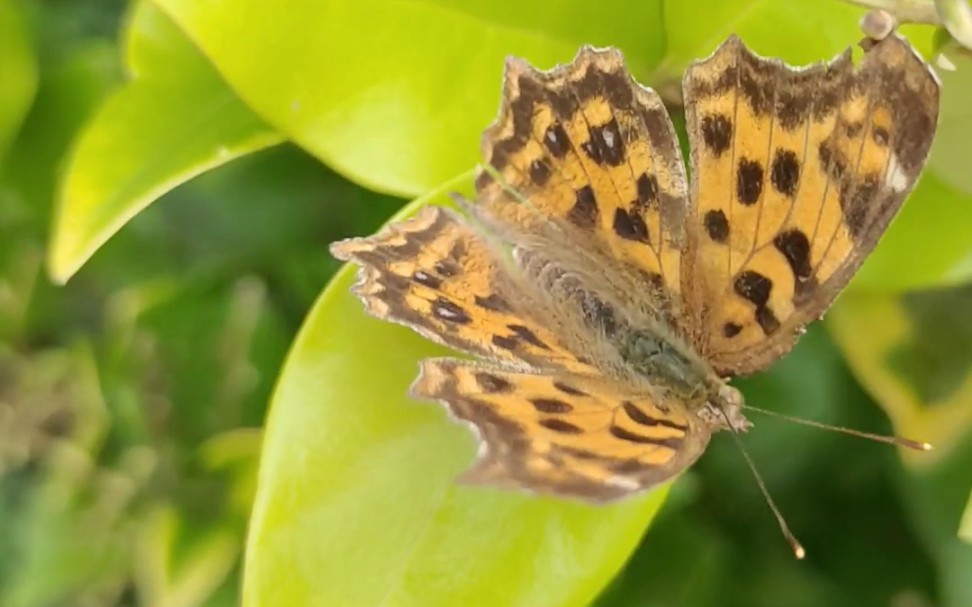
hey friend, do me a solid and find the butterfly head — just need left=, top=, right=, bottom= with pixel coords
left=698, top=383, right=752, bottom=433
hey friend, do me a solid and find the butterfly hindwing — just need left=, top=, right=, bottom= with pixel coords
left=412, top=357, right=710, bottom=502
left=682, top=34, right=939, bottom=375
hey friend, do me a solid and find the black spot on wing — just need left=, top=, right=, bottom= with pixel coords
left=569, top=185, right=599, bottom=229
left=540, top=418, right=584, bottom=434
left=412, top=270, right=442, bottom=289
left=756, top=307, right=781, bottom=334
left=492, top=334, right=519, bottom=350
left=622, top=401, right=688, bottom=431
left=543, top=122, right=571, bottom=158
left=560, top=446, right=600, bottom=460
left=610, top=459, right=646, bottom=475
left=475, top=372, right=513, bottom=394
left=432, top=297, right=471, bottom=324
left=507, top=324, right=550, bottom=350
left=736, top=158, right=764, bottom=206
left=609, top=425, right=680, bottom=448
left=733, top=271, right=780, bottom=335
left=582, top=118, right=625, bottom=166
left=636, top=172, right=659, bottom=206
left=704, top=209, right=729, bottom=243
left=773, top=229, right=816, bottom=296
left=839, top=173, right=881, bottom=239
left=531, top=398, right=574, bottom=413
left=434, top=259, right=460, bottom=278
left=553, top=381, right=588, bottom=397
left=723, top=322, right=742, bottom=338
left=733, top=271, right=772, bottom=307
left=613, top=208, right=650, bottom=243
left=700, top=114, right=732, bottom=156
left=475, top=293, right=509, bottom=312
left=770, top=148, right=800, bottom=197
left=818, top=140, right=847, bottom=180
left=529, top=158, right=552, bottom=186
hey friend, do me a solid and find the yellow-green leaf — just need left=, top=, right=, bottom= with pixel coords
left=48, top=1, right=282, bottom=283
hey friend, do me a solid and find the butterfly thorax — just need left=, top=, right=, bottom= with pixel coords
left=615, top=325, right=750, bottom=431
left=617, top=328, right=707, bottom=398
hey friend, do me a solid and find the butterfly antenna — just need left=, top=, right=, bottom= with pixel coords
left=719, top=407, right=806, bottom=560
left=741, top=404, right=933, bottom=452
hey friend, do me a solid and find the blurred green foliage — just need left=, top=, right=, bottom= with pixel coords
left=1, top=0, right=971, bottom=606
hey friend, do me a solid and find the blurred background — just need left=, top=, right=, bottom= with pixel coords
left=0, top=0, right=970, bottom=606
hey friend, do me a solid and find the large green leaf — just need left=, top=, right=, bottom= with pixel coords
left=243, top=180, right=667, bottom=607
left=47, top=1, right=282, bottom=284
left=151, top=0, right=664, bottom=198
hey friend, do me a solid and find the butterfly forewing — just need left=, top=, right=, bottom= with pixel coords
left=477, top=47, right=693, bottom=337
left=682, top=34, right=939, bottom=375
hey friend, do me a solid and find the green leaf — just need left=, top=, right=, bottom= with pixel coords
left=853, top=172, right=972, bottom=291
left=827, top=285, right=972, bottom=465
left=47, top=1, right=282, bottom=284
left=244, top=177, right=667, bottom=607
left=928, top=50, right=972, bottom=194
left=151, top=0, right=664, bottom=198
left=0, top=0, right=38, bottom=160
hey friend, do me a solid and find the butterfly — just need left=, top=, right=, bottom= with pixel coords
left=331, top=33, right=939, bottom=504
